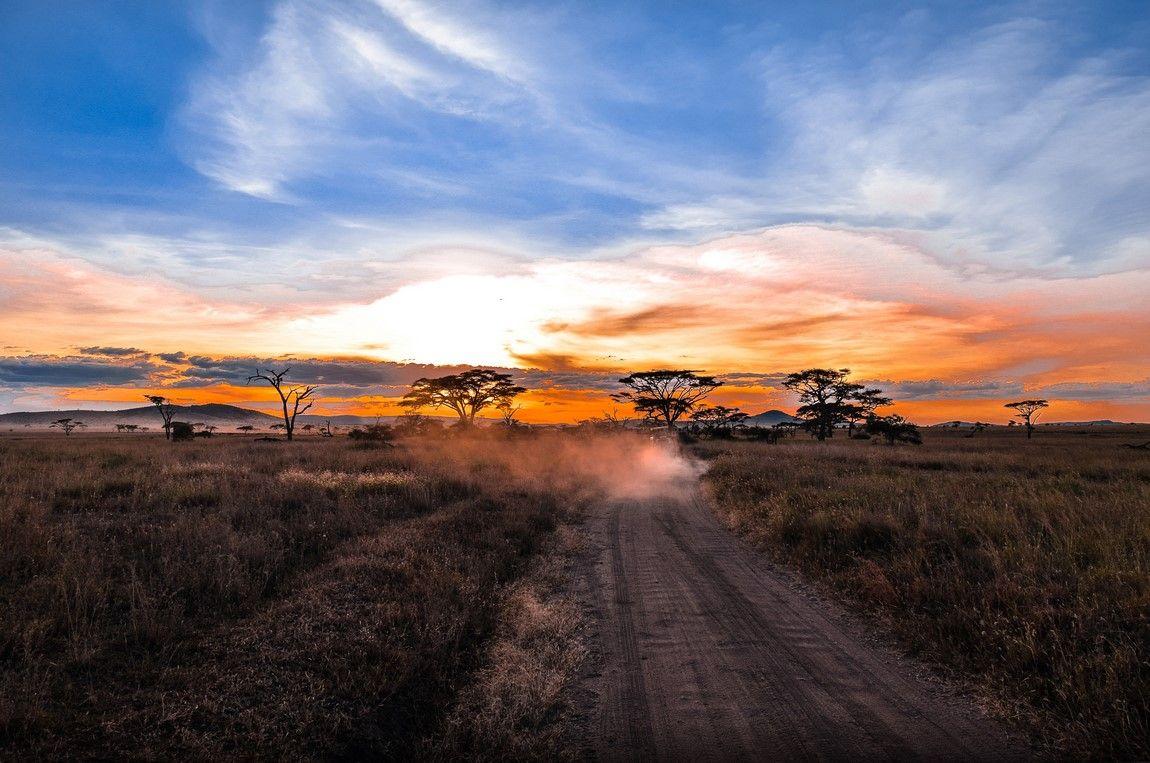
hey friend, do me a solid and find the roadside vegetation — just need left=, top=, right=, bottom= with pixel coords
left=0, top=428, right=649, bottom=758
left=699, top=428, right=1150, bottom=759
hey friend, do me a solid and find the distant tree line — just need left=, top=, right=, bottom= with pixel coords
left=45, top=363, right=1051, bottom=444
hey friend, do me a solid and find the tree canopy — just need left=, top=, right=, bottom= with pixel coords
left=1005, top=399, right=1049, bottom=439
left=612, top=370, right=722, bottom=429
left=690, top=405, right=749, bottom=435
left=399, top=369, right=526, bottom=425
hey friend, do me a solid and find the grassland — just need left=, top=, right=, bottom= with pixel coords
left=699, top=427, right=1150, bottom=759
left=0, top=429, right=641, bottom=759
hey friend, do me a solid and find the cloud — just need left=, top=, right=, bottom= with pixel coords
left=642, top=18, right=1150, bottom=278
left=0, top=356, right=159, bottom=387
left=77, top=346, right=146, bottom=357
left=181, top=0, right=545, bottom=199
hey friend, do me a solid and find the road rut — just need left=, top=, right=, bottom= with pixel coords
left=574, top=486, right=1028, bottom=761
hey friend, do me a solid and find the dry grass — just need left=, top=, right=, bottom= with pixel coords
left=435, top=523, right=588, bottom=761
left=0, top=430, right=635, bottom=758
left=698, top=427, right=1150, bottom=759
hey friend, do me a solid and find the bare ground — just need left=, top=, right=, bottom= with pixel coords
left=571, top=485, right=1032, bottom=762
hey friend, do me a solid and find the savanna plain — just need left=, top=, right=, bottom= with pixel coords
left=1, top=426, right=1147, bottom=760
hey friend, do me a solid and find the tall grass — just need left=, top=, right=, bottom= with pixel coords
left=699, top=430, right=1150, bottom=758
left=0, top=430, right=634, bottom=757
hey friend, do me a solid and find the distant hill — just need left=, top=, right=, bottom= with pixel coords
left=0, top=403, right=394, bottom=431
left=744, top=409, right=799, bottom=427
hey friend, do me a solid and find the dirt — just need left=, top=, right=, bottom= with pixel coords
left=571, top=483, right=1031, bottom=761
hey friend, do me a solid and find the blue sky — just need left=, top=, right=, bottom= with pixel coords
left=3, top=1, right=1148, bottom=274
left=1, top=1, right=1149, bottom=419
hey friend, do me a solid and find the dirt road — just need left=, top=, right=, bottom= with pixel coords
left=574, top=485, right=1029, bottom=761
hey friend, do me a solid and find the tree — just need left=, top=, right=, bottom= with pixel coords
left=318, top=420, right=335, bottom=438
left=50, top=418, right=85, bottom=436
left=578, top=407, right=628, bottom=432
left=690, top=405, right=749, bottom=437
left=1005, top=399, right=1049, bottom=439
left=867, top=414, right=922, bottom=445
left=145, top=395, right=176, bottom=440
left=612, top=370, right=722, bottom=429
left=399, top=369, right=526, bottom=425
left=846, top=387, right=893, bottom=437
left=115, top=423, right=140, bottom=433
left=499, top=403, right=523, bottom=427
left=781, top=369, right=860, bottom=441
left=247, top=368, right=318, bottom=441
left=237, top=425, right=256, bottom=433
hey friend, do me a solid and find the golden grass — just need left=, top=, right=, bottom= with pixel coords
left=0, top=430, right=639, bottom=757
left=698, top=428, right=1150, bottom=759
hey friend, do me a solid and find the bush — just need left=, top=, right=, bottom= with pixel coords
left=170, top=421, right=195, bottom=441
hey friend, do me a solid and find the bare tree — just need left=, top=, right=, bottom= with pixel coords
left=145, top=395, right=176, bottom=440
left=612, top=370, right=722, bottom=429
left=247, top=368, right=318, bottom=441
left=1004, top=399, right=1049, bottom=440
left=400, top=369, right=526, bottom=425
left=50, top=418, right=85, bottom=436
left=318, top=420, right=335, bottom=438
left=497, top=403, right=523, bottom=428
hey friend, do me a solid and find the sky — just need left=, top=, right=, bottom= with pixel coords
left=1, top=0, right=1148, bottom=423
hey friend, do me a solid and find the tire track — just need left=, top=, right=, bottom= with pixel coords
left=575, top=485, right=1030, bottom=762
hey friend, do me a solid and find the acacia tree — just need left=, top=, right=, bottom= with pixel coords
left=145, top=394, right=176, bottom=440
left=50, top=418, right=85, bottom=436
left=690, top=405, right=749, bottom=436
left=1005, top=399, right=1049, bottom=440
left=399, top=369, right=526, bottom=425
left=846, top=387, right=893, bottom=437
left=867, top=414, right=922, bottom=445
left=612, top=370, right=722, bottom=429
left=247, top=368, right=318, bottom=441
left=782, top=368, right=859, bottom=441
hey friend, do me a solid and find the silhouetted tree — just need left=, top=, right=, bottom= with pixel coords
left=497, top=403, right=523, bottom=428
left=400, top=369, right=526, bottom=425
left=867, top=414, right=922, bottom=445
left=690, top=405, right=749, bottom=437
left=613, top=370, right=722, bottom=429
left=577, top=408, right=628, bottom=433
left=145, top=395, right=176, bottom=440
left=1005, top=399, right=1049, bottom=440
left=247, top=368, right=318, bottom=441
left=318, top=420, right=335, bottom=438
left=237, top=425, right=256, bottom=433
left=964, top=422, right=988, bottom=439
left=782, top=368, right=858, bottom=441
left=50, top=418, right=85, bottom=436
left=847, top=387, right=893, bottom=437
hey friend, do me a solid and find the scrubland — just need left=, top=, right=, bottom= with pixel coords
left=0, top=429, right=658, bottom=759
left=699, top=428, right=1150, bottom=759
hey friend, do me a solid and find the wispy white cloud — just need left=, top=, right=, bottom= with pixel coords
left=180, top=0, right=545, bottom=199
left=643, top=18, right=1150, bottom=277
